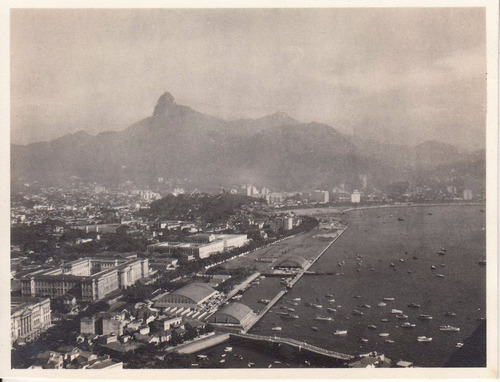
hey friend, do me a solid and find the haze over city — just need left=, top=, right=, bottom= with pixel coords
left=8, top=6, right=492, bottom=374
left=11, top=8, right=486, bottom=149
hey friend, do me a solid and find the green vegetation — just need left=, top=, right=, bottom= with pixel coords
left=148, top=193, right=262, bottom=224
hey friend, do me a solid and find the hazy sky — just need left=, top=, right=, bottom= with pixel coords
left=11, top=8, right=486, bottom=149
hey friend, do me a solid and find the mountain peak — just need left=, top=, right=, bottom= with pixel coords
left=261, top=111, right=297, bottom=125
left=153, top=91, right=177, bottom=118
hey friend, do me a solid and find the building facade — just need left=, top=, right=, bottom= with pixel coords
left=21, top=257, right=150, bottom=301
left=11, top=296, right=51, bottom=344
left=351, top=190, right=361, bottom=204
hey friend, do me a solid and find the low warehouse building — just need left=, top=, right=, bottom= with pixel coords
left=273, top=255, right=309, bottom=270
left=207, top=303, right=255, bottom=328
left=154, top=283, right=218, bottom=309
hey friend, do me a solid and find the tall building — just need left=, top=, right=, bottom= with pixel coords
left=310, top=190, right=329, bottom=203
left=351, top=190, right=361, bottom=204
left=283, top=216, right=294, bottom=231
left=463, top=189, right=473, bottom=200
left=11, top=296, right=51, bottom=344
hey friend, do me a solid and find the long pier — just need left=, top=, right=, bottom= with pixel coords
left=241, top=226, right=349, bottom=332
left=242, top=289, right=287, bottom=332
left=230, top=332, right=354, bottom=361
left=286, top=225, right=349, bottom=289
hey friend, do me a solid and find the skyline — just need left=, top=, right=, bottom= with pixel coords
left=11, top=8, right=486, bottom=150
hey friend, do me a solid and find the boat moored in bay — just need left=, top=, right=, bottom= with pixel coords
left=417, top=336, right=433, bottom=342
left=439, top=325, right=460, bottom=332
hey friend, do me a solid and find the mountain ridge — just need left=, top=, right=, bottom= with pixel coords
left=11, top=92, right=484, bottom=192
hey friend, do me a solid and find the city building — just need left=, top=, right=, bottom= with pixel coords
left=147, top=241, right=225, bottom=259
left=21, top=257, right=150, bottom=301
left=154, top=283, right=218, bottom=309
left=207, top=303, right=255, bottom=328
left=351, top=190, right=361, bottom=204
left=148, top=234, right=248, bottom=259
left=283, top=216, right=294, bottom=231
left=310, top=190, right=330, bottom=203
left=29, top=351, right=64, bottom=369
left=11, top=296, right=51, bottom=344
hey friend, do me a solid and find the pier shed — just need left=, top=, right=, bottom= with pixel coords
left=154, top=283, right=217, bottom=309
left=273, top=255, right=308, bottom=270
left=207, top=303, right=255, bottom=328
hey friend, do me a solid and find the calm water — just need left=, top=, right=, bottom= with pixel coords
left=197, top=205, right=486, bottom=368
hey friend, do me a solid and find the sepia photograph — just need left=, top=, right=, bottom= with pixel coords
left=2, top=1, right=498, bottom=379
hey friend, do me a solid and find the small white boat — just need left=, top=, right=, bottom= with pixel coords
left=455, top=342, right=464, bottom=348
left=248, top=362, right=255, bottom=367
left=259, top=299, right=271, bottom=304
left=352, top=310, right=364, bottom=316
left=328, top=299, right=336, bottom=302
left=378, top=302, right=387, bottom=307
left=401, top=322, right=416, bottom=328
left=444, top=312, right=457, bottom=317
left=367, top=325, right=377, bottom=330
left=327, top=307, right=337, bottom=313
left=408, top=303, right=421, bottom=308
left=360, top=338, right=369, bottom=343
left=383, top=297, right=395, bottom=301
left=477, top=259, right=486, bottom=265
left=418, top=314, right=433, bottom=320
left=293, top=298, right=301, bottom=301
left=396, top=314, right=408, bottom=319
left=381, top=318, right=389, bottom=322
left=314, top=315, right=333, bottom=321
left=436, top=274, right=445, bottom=278
left=334, top=330, right=347, bottom=336
left=391, top=309, right=403, bottom=314
left=272, top=326, right=282, bottom=331
left=439, top=325, right=460, bottom=332
left=385, top=339, right=395, bottom=344
left=224, top=347, right=233, bottom=352
left=417, top=336, right=433, bottom=342
left=379, top=333, right=390, bottom=338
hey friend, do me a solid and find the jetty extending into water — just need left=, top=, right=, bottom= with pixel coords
left=240, top=226, right=349, bottom=333
left=286, top=225, right=349, bottom=289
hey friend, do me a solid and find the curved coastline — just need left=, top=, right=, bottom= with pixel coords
left=342, top=202, right=485, bottom=213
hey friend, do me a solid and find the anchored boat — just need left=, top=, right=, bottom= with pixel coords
left=417, top=336, right=433, bottom=342
left=439, top=325, right=460, bottom=332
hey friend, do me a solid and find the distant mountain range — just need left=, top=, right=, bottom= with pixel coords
left=11, top=91, right=485, bottom=192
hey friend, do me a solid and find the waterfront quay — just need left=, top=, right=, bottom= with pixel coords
left=174, top=226, right=350, bottom=356
left=239, top=226, right=349, bottom=332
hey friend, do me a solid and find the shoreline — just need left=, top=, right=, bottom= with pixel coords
left=342, top=202, right=485, bottom=213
